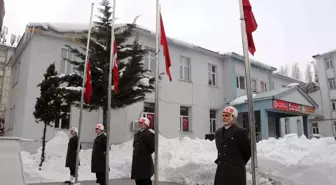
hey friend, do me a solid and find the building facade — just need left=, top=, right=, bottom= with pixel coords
left=0, top=0, right=4, bottom=33
left=312, top=50, right=336, bottom=137
left=0, top=43, right=14, bottom=136
left=5, top=23, right=312, bottom=152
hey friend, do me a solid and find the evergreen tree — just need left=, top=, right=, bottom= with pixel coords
left=60, top=0, right=154, bottom=128
left=33, top=63, right=70, bottom=169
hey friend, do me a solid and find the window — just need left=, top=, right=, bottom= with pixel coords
left=180, top=106, right=190, bottom=132
left=60, top=49, right=79, bottom=74
left=143, top=102, right=155, bottom=128
left=251, top=79, right=257, bottom=92
left=208, top=64, right=217, bottom=87
left=260, top=81, right=267, bottom=92
left=297, top=119, right=302, bottom=136
left=312, top=123, right=319, bottom=134
left=328, top=78, right=336, bottom=90
left=334, top=121, right=336, bottom=134
left=331, top=100, right=336, bottom=111
left=284, top=118, right=290, bottom=134
left=325, top=58, right=333, bottom=69
left=54, top=105, right=70, bottom=130
left=210, top=110, right=216, bottom=133
left=180, top=56, right=191, bottom=81
left=236, top=75, right=245, bottom=90
left=144, top=48, right=156, bottom=73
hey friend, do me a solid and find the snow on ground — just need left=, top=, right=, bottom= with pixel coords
left=21, top=132, right=336, bottom=185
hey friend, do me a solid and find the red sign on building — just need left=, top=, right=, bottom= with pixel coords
left=302, top=106, right=315, bottom=114
left=182, top=117, right=189, bottom=132
left=272, top=99, right=289, bottom=111
left=289, top=102, right=301, bottom=112
left=146, top=113, right=155, bottom=129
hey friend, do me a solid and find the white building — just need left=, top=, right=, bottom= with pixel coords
left=312, top=50, right=336, bottom=137
left=5, top=23, right=314, bottom=152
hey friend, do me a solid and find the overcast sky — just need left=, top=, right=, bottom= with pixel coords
left=4, top=0, right=336, bottom=80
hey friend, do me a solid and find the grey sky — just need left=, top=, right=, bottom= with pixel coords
left=4, top=0, right=336, bottom=79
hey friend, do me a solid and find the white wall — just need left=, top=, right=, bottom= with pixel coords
left=235, top=60, right=271, bottom=97
left=314, top=52, right=336, bottom=137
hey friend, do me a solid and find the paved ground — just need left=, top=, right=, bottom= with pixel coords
left=28, top=178, right=180, bottom=185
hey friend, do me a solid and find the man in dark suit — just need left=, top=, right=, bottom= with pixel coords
left=214, top=106, right=251, bottom=185
left=64, top=127, right=81, bottom=184
left=91, top=124, right=107, bottom=185
left=131, top=117, right=155, bottom=185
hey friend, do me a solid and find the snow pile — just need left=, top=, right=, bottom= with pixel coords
left=256, top=134, right=336, bottom=185
left=21, top=132, right=336, bottom=185
left=36, top=132, right=69, bottom=159
left=230, top=94, right=257, bottom=106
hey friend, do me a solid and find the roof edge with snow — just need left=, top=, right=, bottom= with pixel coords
left=230, top=84, right=318, bottom=107
left=14, top=22, right=277, bottom=72
left=272, top=72, right=307, bottom=85
left=312, top=49, right=336, bottom=59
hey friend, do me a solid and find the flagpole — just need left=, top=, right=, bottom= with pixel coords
left=106, top=0, right=117, bottom=184
left=238, top=0, right=259, bottom=185
left=154, top=1, right=160, bottom=185
left=74, top=3, right=94, bottom=184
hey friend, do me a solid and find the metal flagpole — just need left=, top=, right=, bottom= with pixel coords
left=154, top=1, right=160, bottom=185
left=238, top=0, right=259, bottom=185
left=106, top=0, right=117, bottom=184
left=74, top=3, right=94, bottom=184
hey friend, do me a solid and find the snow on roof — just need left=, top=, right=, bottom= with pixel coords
left=313, top=49, right=336, bottom=58
left=230, top=94, right=257, bottom=106
left=272, top=72, right=307, bottom=84
left=27, top=22, right=91, bottom=33
left=286, top=83, right=300, bottom=88
left=224, top=52, right=277, bottom=72
left=25, top=22, right=277, bottom=72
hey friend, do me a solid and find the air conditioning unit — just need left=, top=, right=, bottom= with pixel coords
left=131, top=121, right=140, bottom=131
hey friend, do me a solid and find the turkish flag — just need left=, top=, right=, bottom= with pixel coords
left=243, top=0, right=258, bottom=55
left=160, top=13, right=172, bottom=81
left=84, top=60, right=92, bottom=104
left=112, top=39, right=119, bottom=93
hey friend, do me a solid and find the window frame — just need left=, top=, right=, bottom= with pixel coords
left=208, top=64, right=217, bottom=87
left=210, top=110, right=216, bottom=133
left=331, top=100, right=336, bottom=111
left=312, top=122, right=319, bottom=134
left=260, top=81, right=268, bottom=92
left=236, top=75, right=245, bottom=90
left=328, top=78, right=336, bottom=90
left=143, top=47, right=156, bottom=73
left=284, top=118, right=290, bottom=134
left=180, top=106, right=190, bottom=132
left=325, top=58, right=333, bottom=69
left=251, top=78, right=257, bottom=92
left=143, top=102, right=155, bottom=128
left=179, top=56, right=191, bottom=82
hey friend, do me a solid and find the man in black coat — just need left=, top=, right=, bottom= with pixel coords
left=91, top=124, right=107, bottom=185
left=64, top=127, right=81, bottom=184
left=214, top=106, right=251, bottom=185
left=131, top=117, right=155, bottom=185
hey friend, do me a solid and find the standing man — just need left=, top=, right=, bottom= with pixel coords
left=214, top=106, right=251, bottom=185
left=131, top=117, right=155, bottom=185
left=91, top=124, right=107, bottom=185
left=65, top=127, right=81, bottom=184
